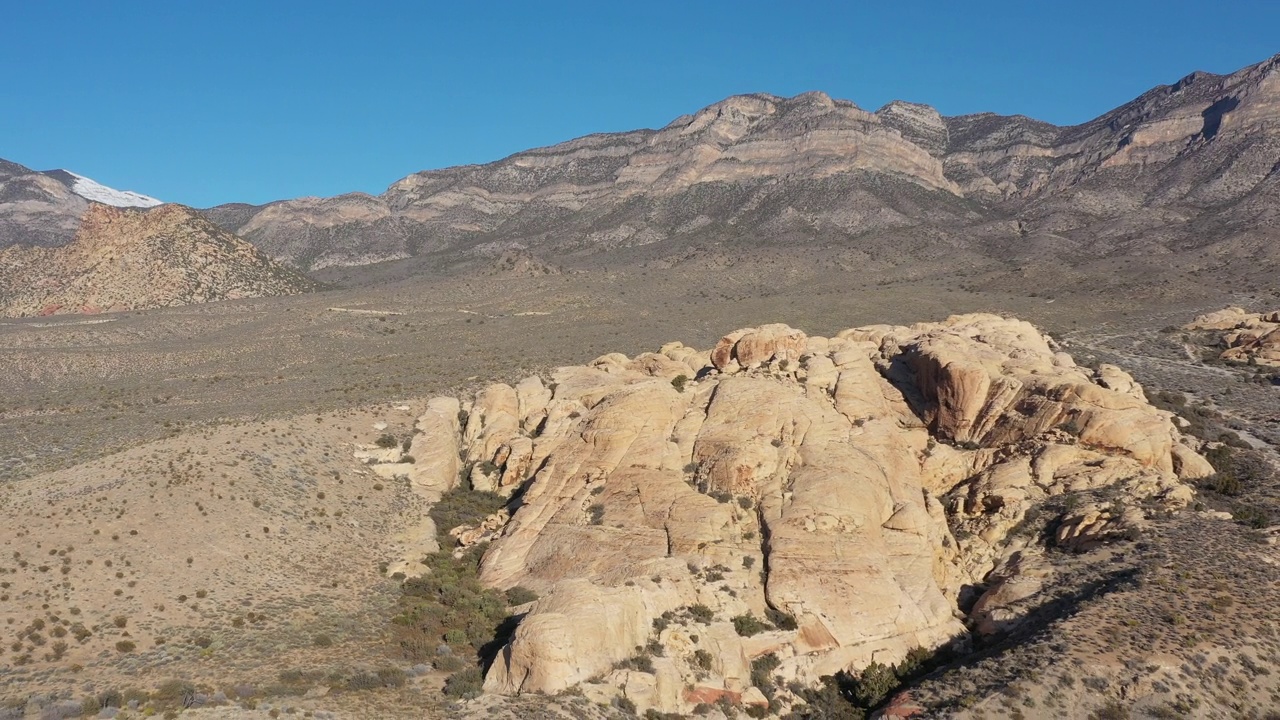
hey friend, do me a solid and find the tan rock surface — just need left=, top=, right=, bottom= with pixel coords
left=1186, top=306, right=1280, bottom=367
left=406, top=314, right=1207, bottom=712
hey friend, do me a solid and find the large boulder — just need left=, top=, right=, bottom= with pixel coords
left=414, top=315, right=1208, bottom=713
left=1186, top=307, right=1280, bottom=367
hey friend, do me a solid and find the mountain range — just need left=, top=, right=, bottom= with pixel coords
left=1, top=52, right=1278, bottom=316
left=199, top=52, right=1280, bottom=278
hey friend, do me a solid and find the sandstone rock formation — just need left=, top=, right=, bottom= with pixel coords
left=0, top=203, right=317, bottom=317
left=1186, top=306, right=1280, bottom=367
left=405, top=313, right=1210, bottom=714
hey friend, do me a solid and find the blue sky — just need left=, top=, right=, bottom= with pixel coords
left=3, top=1, right=1277, bottom=207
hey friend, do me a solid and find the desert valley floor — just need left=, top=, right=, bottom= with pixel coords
left=1, top=259, right=1279, bottom=719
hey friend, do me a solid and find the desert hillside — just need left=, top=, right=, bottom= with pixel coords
left=0, top=203, right=318, bottom=318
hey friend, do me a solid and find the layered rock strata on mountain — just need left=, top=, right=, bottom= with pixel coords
left=0, top=204, right=317, bottom=317
left=398, top=314, right=1210, bottom=714
left=0, top=159, right=89, bottom=249
left=210, top=54, right=1280, bottom=272
left=1186, top=306, right=1280, bottom=367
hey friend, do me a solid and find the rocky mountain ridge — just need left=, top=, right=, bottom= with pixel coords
left=206, top=54, right=1280, bottom=273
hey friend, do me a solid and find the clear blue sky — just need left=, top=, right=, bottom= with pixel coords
left=3, top=0, right=1277, bottom=208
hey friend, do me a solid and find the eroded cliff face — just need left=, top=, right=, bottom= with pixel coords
left=390, top=314, right=1210, bottom=714
left=938, top=54, right=1280, bottom=202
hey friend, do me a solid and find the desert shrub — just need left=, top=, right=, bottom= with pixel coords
left=0, top=700, right=25, bottom=720
left=395, top=547, right=509, bottom=660
left=672, top=375, right=689, bottom=393
left=751, top=652, right=782, bottom=694
left=442, top=667, right=484, bottom=699
left=96, top=690, right=123, bottom=709
left=115, top=640, right=136, bottom=652
left=376, top=667, right=407, bottom=687
left=783, top=673, right=863, bottom=720
left=732, top=614, right=770, bottom=637
left=374, top=433, right=398, bottom=448
left=687, top=604, right=715, bottom=623
left=1209, top=473, right=1243, bottom=496
left=851, top=661, right=897, bottom=707
left=691, top=649, right=714, bottom=670
left=783, top=645, right=949, bottom=717
left=37, top=701, right=82, bottom=720
left=504, top=586, right=539, bottom=606
left=1202, top=446, right=1271, bottom=505
left=1233, top=504, right=1272, bottom=529
left=429, top=487, right=505, bottom=546
left=766, top=606, right=798, bottom=631
left=344, top=673, right=382, bottom=691
left=613, top=696, right=638, bottom=714
left=616, top=652, right=655, bottom=674
left=1090, top=700, right=1131, bottom=720
left=152, top=679, right=197, bottom=710
left=313, top=634, right=333, bottom=647
left=589, top=503, right=606, bottom=525
left=893, top=646, right=932, bottom=677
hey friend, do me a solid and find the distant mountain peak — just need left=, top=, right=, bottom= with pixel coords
left=41, top=169, right=163, bottom=208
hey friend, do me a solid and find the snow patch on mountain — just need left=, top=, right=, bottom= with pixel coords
left=66, top=172, right=163, bottom=208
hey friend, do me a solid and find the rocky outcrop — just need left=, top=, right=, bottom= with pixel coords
left=410, top=314, right=1208, bottom=714
left=1186, top=307, right=1280, bottom=367
left=0, top=203, right=317, bottom=318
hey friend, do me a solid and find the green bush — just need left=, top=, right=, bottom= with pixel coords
left=442, top=667, right=485, bottom=699
left=691, top=649, right=714, bottom=670
left=687, top=604, right=715, bottom=623
left=751, top=653, right=782, bottom=693
left=504, top=586, right=539, bottom=606
left=732, top=614, right=770, bottom=637
left=396, top=548, right=509, bottom=660
left=782, top=645, right=947, bottom=718
left=429, top=487, right=505, bottom=546
left=671, top=375, right=689, bottom=393
left=851, top=661, right=897, bottom=707
left=616, top=652, right=655, bottom=674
